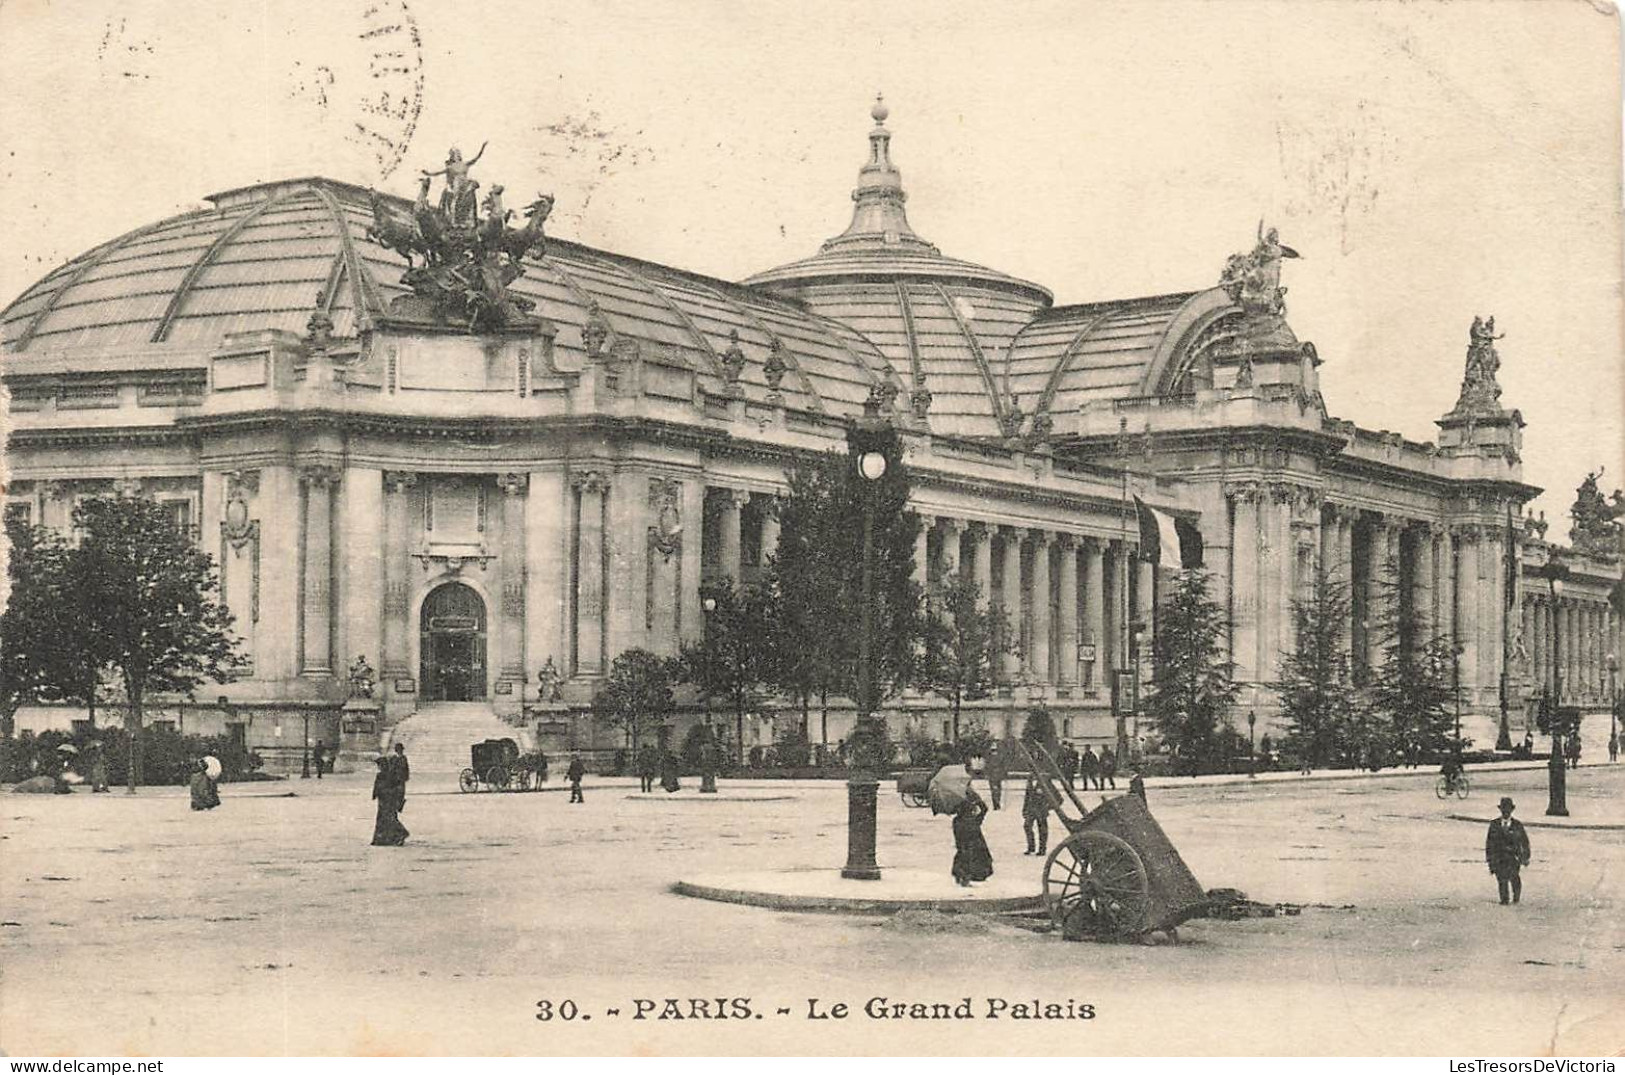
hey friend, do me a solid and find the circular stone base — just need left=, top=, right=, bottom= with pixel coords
left=625, top=791, right=797, bottom=802
left=673, top=867, right=1043, bottom=914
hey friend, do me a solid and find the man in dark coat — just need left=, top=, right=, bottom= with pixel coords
left=1058, top=742, right=1079, bottom=789
left=1099, top=746, right=1118, bottom=790
left=312, top=741, right=328, bottom=779
left=636, top=745, right=658, bottom=793
left=1021, top=775, right=1051, bottom=856
left=1485, top=796, right=1531, bottom=905
left=566, top=754, right=586, bottom=803
left=1080, top=745, right=1102, bottom=790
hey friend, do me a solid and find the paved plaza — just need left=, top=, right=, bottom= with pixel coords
left=2, top=764, right=1622, bottom=1055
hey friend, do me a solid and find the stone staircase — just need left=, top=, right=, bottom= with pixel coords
left=383, top=702, right=530, bottom=772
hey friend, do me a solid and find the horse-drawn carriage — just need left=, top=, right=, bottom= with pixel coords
left=458, top=738, right=547, bottom=793
left=1011, top=740, right=1208, bottom=942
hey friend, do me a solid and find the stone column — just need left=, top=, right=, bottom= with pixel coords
left=758, top=498, right=781, bottom=567
left=1000, top=527, right=1024, bottom=682
left=913, top=514, right=931, bottom=593
left=299, top=465, right=339, bottom=675
left=1455, top=526, right=1480, bottom=695
left=524, top=469, right=568, bottom=683
left=939, top=519, right=963, bottom=583
left=1363, top=514, right=1388, bottom=677
left=1435, top=526, right=1456, bottom=649
left=1030, top=529, right=1053, bottom=685
left=1532, top=598, right=1546, bottom=695
left=1319, top=505, right=1337, bottom=583
left=718, top=490, right=747, bottom=584
left=678, top=479, right=705, bottom=645
left=1230, top=484, right=1261, bottom=685
left=1057, top=535, right=1079, bottom=688
left=1083, top=538, right=1105, bottom=692
left=1412, top=525, right=1435, bottom=639
left=497, top=473, right=528, bottom=685
left=605, top=473, right=648, bottom=660
left=970, top=523, right=993, bottom=609
left=381, top=473, right=417, bottom=680
left=1478, top=529, right=1502, bottom=702
left=573, top=471, right=610, bottom=676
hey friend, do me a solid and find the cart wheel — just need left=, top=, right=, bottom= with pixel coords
left=488, top=766, right=511, bottom=791
left=1044, top=831, right=1151, bottom=940
left=1454, top=774, right=1470, bottom=800
left=1435, top=776, right=1450, bottom=800
left=458, top=768, right=478, bottom=793
left=909, top=791, right=930, bottom=809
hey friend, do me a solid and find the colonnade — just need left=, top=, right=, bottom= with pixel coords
left=1523, top=591, right=1621, bottom=707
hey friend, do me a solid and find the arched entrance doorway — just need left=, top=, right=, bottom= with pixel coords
left=420, top=582, right=487, bottom=701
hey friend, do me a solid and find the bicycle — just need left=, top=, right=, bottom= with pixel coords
left=1435, top=771, right=1470, bottom=800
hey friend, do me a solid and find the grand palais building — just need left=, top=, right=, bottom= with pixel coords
left=4, top=101, right=1619, bottom=770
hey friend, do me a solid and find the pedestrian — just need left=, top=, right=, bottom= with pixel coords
left=1128, top=771, right=1146, bottom=802
left=1059, top=741, right=1079, bottom=789
left=567, top=754, right=586, bottom=803
left=1609, top=730, right=1618, bottom=763
left=1566, top=733, right=1581, bottom=770
left=1081, top=745, right=1102, bottom=790
left=1260, top=733, right=1274, bottom=769
left=370, top=756, right=409, bottom=846
left=88, top=741, right=110, bottom=793
left=391, top=742, right=411, bottom=804
left=1484, top=796, right=1530, bottom=905
left=637, top=744, right=658, bottom=793
left=312, top=741, right=327, bottom=780
left=1021, top=774, right=1051, bottom=857
left=984, top=741, right=1006, bottom=810
left=189, top=759, right=220, bottom=811
left=660, top=749, right=681, bottom=793
left=949, top=762, right=993, bottom=887
left=1099, top=746, right=1117, bottom=790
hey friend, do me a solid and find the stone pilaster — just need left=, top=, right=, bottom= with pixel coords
left=678, top=479, right=706, bottom=645
left=496, top=473, right=528, bottom=684
left=646, top=478, right=684, bottom=658
left=524, top=469, right=567, bottom=685
left=605, top=471, right=647, bottom=661
left=1056, top=535, right=1079, bottom=688
left=1229, top=484, right=1261, bottom=685
left=381, top=472, right=417, bottom=681
left=339, top=467, right=383, bottom=689
left=1030, top=529, right=1053, bottom=685
left=299, top=465, right=339, bottom=675
left=572, top=471, right=610, bottom=677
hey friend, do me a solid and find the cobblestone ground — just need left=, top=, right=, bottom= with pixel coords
left=2, top=764, right=1621, bottom=1055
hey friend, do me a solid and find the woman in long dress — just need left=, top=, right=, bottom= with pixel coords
left=188, top=759, right=220, bottom=811
left=660, top=750, right=681, bottom=793
left=951, top=785, right=993, bottom=886
left=371, top=756, right=409, bottom=846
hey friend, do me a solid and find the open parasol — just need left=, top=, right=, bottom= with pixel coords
left=203, top=755, right=222, bottom=780
left=926, top=765, right=972, bottom=815
left=55, top=743, right=79, bottom=755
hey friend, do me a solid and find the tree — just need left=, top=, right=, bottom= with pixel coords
left=73, top=497, right=243, bottom=792
left=1276, top=575, right=1355, bottom=768
left=1365, top=555, right=1458, bottom=766
left=678, top=578, right=779, bottom=764
left=1144, top=569, right=1238, bottom=775
left=771, top=434, right=926, bottom=744
left=0, top=516, right=91, bottom=741
left=1021, top=706, right=1058, bottom=749
left=917, top=574, right=1012, bottom=742
left=593, top=648, right=678, bottom=751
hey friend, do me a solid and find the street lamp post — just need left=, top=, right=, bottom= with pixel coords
left=1247, top=710, right=1256, bottom=779
left=700, top=594, right=719, bottom=793
left=842, top=398, right=891, bottom=881
left=1453, top=642, right=1465, bottom=757
left=1607, top=652, right=1619, bottom=760
left=301, top=711, right=311, bottom=779
left=1540, top=561, right=1570, bottom=816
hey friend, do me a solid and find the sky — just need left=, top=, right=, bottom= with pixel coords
left=0, top=0, right=1619, bottom=527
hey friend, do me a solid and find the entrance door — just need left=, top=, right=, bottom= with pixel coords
left=420, top=583, right=487, bottom=701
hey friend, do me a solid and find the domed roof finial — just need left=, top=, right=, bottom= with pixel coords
left=871, top=93, right=889, bottom=125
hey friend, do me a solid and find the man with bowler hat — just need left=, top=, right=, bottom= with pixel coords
left=1485, top=796, right=1531, bottom=905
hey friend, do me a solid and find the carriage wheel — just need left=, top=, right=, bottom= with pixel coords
left=487, top=766, right=511, bottom=791
left=1453, top=774, right=1470, bottom=800
left=1044, top=831, right=1151, bottom=940
left=458, top=768, right=478, bottom=793
left=909, top=791, right=930, bottom=809
left=1435, top=776, right=1451, bottom=800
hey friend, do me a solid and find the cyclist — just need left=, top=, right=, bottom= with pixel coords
left=1440, top=750, right=1466, bottom=794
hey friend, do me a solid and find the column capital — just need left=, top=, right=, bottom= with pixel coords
left=497, top=472, right=528, bottom=498
left=711, top=486, right=750, bottom=509
left=111, top=477, right=144, bottom=498
left=1225, top=480, right=1263, bottom=504
left=572, top=470, right=611, bottom=495
left=963, top=521, right=991, bottom=545
left=383, top=470, right=418, bottom=494
left=1053, top=531, right=1079, bottom=550
left=299, top=464, right=341, bottom=488
left=937, top=516, right=966, bottom=537
left=1454, top=522, right=1483, bottom=543
left=1029, top=527, right=1054, bottom=547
